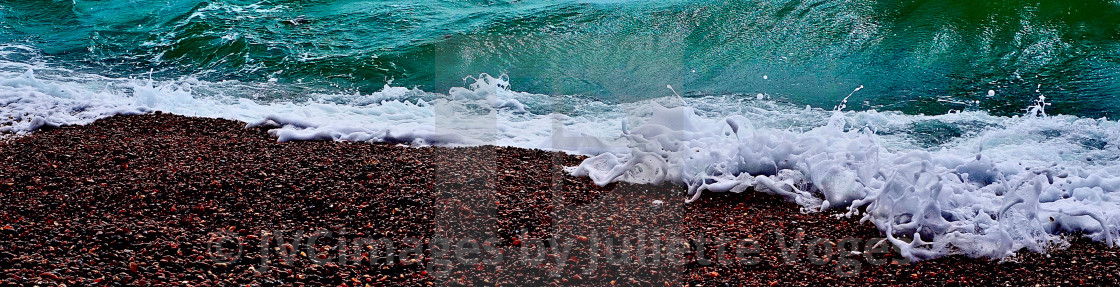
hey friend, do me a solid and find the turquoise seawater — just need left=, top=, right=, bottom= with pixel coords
left=3, top=0, right=1120, bottom=118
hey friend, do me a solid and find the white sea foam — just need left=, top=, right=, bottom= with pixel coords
left=3, top=48, right=1120, bottom=261
left=573, top=101, right=1120, bottom=259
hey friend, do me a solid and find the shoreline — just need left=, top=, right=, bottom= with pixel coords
left=1, top=113, right=1117, bottom=286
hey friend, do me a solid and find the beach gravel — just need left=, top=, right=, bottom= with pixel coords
left=1, top=114, right=1117, bottom=286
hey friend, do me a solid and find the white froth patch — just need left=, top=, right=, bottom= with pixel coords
left=1, top=66, right=624, bottom=152
left=0, top=70, right=148, bottom=134
left=569, top=100, right=1120, bottom=261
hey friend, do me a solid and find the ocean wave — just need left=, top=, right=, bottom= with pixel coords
left=7, top=1, right=1120, bottom=117
left=3, top=54, right=1120, bottom=262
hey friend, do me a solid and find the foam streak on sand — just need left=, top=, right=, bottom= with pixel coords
left=3, top=60, right=1120, bottom=261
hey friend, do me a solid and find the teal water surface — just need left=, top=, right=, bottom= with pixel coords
left=2, top=0, right=1119, bottom=117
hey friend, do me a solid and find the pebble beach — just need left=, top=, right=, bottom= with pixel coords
left=2, top=114, right=1118, bottom=286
